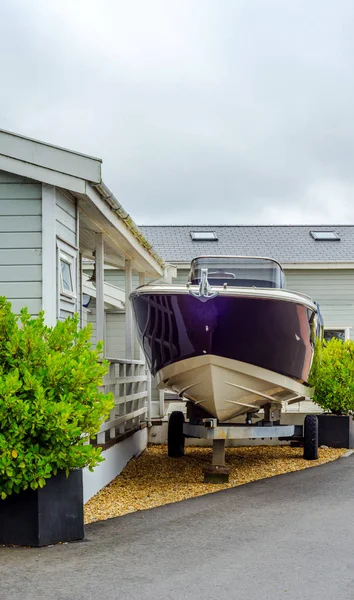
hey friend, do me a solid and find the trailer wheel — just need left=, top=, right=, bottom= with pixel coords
left=168, top=411, right=185, bottom=458
left=303, top=415, right=318, bottom=460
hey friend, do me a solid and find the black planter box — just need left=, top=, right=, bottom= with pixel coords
left=0, top=469, right=84, bottom=547
left=317, top=414, right=354, bottom=449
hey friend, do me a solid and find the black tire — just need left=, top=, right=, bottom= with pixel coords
left=168, top=411, right=185, bottom=458
left=303, top=414, right=318, bottom=460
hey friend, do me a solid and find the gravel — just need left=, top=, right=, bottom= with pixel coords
left=84, top=444, right=346, bottom=524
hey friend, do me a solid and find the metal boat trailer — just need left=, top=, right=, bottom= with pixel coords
left=168, top=410, right=319, bottom=483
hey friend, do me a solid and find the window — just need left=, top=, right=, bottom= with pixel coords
left=190, top=231, right=218, bottom=241
left=324, top=328, right=350, bottom=342
left=310, top=231, right=340, bottom=241
left=189, top=256, right=285, bottom=288
left=61, top=258, right=73, bottom=292
left=59, top=250, right=76, bottom=298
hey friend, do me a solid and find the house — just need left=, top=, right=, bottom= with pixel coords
left=0, top=129, right=166, bottom=501
left=139, top=224, right=354, bottom=426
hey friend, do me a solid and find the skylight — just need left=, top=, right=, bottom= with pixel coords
left=310, top=231, right=340, bottom=241
left=190, top=231, right=218, bottom=241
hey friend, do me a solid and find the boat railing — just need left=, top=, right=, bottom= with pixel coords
left=284, top=288, right=315, bottom=303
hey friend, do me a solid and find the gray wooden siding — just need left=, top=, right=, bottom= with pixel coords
left=0, top=171, right=36, bottom=183
left=59, top=309, right=74, bottom=321
left=56, top=189, right=79, bottom=321
left=105, top=312, right=141, bottom=359
left=172, top=269, right=189, bottom=284
left=86, top=269, right=141, bottom=358
left=285, top=269, right=354, bottom=339
left=103, top=270, right=125, bottom=288
left=78, top=253, right=83, bottom=328
left=151, top=375, right=160, bottom=404
left=0, top=249, right=41, bottom=265
left=104, top=269, right=139, bottom=289
left=83, top=268, right=155, bottom=290
left=82, top=306, right=89, bottom=328
left=105, top=312, right=126, bottom=357
left=56, top=190, right=77, bottom=247
left=59, top=298, right=77, bottom=322
left=86, top=303, right=140, bottom=359
left=0, top=170, right=42, bottom=314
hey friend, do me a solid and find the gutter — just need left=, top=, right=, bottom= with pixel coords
left=91, top=181, right=165, bottom=269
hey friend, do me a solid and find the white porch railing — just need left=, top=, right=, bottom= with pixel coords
left=95, top=358, right=149, bottom=445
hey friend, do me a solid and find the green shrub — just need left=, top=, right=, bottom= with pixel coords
left=312, top=337, right=354, bottom=415
left=0, top=298, right=114, bottom=499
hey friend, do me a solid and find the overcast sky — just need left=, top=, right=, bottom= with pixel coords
left=0, top=0, right=354, bottom=225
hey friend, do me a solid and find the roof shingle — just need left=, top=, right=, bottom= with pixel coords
left=139, top=225, right=354, bottom=263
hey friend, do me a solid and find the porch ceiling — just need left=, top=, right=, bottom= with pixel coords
left=79, top=195, right=162, bottom=275
left=80, top=213, right=125, bottom=268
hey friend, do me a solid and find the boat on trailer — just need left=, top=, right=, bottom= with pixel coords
left=130, top=256, right=323, bottom=474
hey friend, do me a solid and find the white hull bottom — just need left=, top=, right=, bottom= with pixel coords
left=156, top=355, right=311, bottom=422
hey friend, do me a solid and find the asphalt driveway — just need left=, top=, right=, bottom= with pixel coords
left=1, top=454, right=354, bottom=600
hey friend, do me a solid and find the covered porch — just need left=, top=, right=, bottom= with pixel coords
left=0, top=128, right=166, bottom=501
left=75, top=171, right=166, bottom=500
left=78, top=208, right=161, bottom=453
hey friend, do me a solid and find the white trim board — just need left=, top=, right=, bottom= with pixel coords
left=41, top=184, right=57, bottom=326
left=0, top=128, right=101, bottom=182
left=0, top=154, right=86, bottom=194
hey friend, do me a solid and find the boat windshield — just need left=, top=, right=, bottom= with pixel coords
left=189, top=257, right=285, bottom=289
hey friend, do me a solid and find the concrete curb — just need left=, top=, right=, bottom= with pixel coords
left=341, top=449, right=354, bottom=458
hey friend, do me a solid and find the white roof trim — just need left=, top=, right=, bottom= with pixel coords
left=0, top=129, right=101, bottom=182
left=0, top=154, right=86, bottom=194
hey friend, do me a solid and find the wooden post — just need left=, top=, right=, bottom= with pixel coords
left=138, top=272, right=145, bottom=361
left=95, top=233, right=105, bottom=352
left=125, top=259, right=133, bottom=360
left=138, top=271, right=152, bottom=425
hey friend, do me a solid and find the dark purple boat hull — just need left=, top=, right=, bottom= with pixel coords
left=131, top=293, right=316, bottom=383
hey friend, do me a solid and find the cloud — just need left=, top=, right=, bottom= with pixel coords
left=1, top=0, right=354, bottom=224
